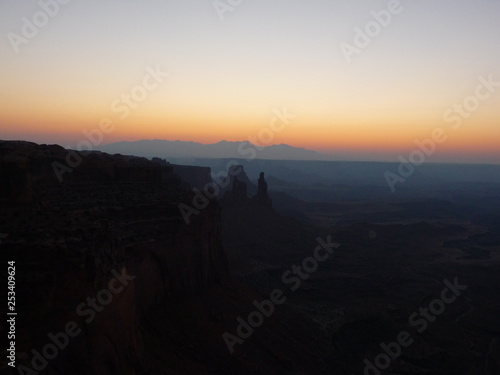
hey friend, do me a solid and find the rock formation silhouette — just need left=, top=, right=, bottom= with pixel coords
left=221, top=167, right=273, bottom=208
left=253, top=171, right=272, bottom=207
left=221, top=165, right=252, bottom=205
left=231, top=176, right=248, bottom=202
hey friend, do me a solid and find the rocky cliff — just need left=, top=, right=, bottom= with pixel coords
left=0, top=141, right=336, bottom=375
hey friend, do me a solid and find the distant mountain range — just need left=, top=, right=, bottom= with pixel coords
left=97, top=139, right=331, bottom=161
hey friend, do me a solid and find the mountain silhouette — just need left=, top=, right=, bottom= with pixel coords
left=97, top=139, right=330, bottom=161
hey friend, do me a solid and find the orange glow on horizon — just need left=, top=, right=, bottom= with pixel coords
left=2, top=95, right=499, bottom=164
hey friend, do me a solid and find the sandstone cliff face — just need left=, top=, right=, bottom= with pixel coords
left=1, top=141, right=228, bottom=374
left=1, top=141, right=336, bottom=375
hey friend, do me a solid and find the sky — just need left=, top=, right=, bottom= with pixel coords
left=0, top=0, right=499, bottom=163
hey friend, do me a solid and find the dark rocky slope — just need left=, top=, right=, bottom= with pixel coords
left=0, top=141, right=336, bottom=375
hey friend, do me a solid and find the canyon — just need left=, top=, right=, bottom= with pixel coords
left=0, top=141, right=335, bottom=374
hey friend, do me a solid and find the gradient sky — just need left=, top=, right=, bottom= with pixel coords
left=1, top=0, right=499, bottom=163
